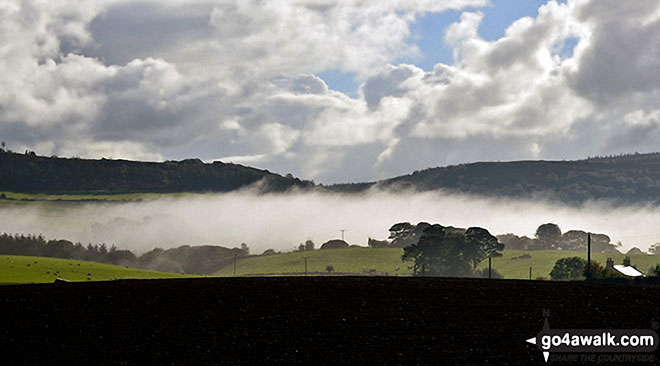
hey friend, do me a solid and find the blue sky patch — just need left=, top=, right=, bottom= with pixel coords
left=317, top=69, right=360, bottom=98
left=320, top=1, right=561, bottom=95
left=557, top=37, right=579, bottom=59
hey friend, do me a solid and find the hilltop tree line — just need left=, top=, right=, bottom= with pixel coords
left=497, top=223, right=621, bottom=253
left=369, top=222, right=469, bottom=249
left=369, top=222, right=620, bottom=254
left=0, top=150, right=313, bottom=193
left=7, top=147, right=660, bottom=206
left=0, top=233, right=249, bottom=274
left=330, top=152, right=660, bottom=205
left=369, top=221, right=628, bottom=278
left=393, top=222, right=505, bottom=277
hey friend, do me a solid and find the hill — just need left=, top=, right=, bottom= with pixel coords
left=0, top=150, right=313, bottom=194
left=330, top=153, right=660, bottom=204
left=6, top=150, right=660, bottom=205
left=0, top=255, right=191, bottom=283
left=213, top=248, right=660, bottom=279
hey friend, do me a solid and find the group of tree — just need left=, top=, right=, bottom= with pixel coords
left=9, top=147, right=660, bottom=207
left=0, top=150, right=313, bottom=194
left=369, top=222, right=467, bottom=249
left=135, top=244, right=248, bottom=274
left=0, top=233, right=250, bottom=275
left=647, top=243, right=660, bottom=254
left=400, top=223, right=504, bottom=277
left=549, top=256, right=626, bottom=280
left=328, top=152, right=660, bottom=205
left=497, top=223, right=621, bottom=253
left=371, top=222, right=621, bottom=254
left=320, top=239, right=350, bottom=250
left=0, top=233, right=136, bottom=265
left=294, top=240, right=315, bottom=252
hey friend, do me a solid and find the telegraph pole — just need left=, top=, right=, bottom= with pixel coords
left=304, top=257, right=308, bottom=276
left=586, top=232, right=591, bottom=280
left=233, top=253, right=237, bottom=277
left=340, top=229, right=346, bottom=241
left=529, top=267, right=532, bottom=280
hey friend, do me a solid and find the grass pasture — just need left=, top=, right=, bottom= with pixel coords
left=0, top=255, right=192, bottom=284
left=213, top=247, right=414, bottom=276
left=0, top=190, right=201, bottom=202
left=478, top=250, right=660, bottom=279
left=212, top=248, right=660, bottom=279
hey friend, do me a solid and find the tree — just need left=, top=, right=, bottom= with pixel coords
left=497, top=233, right=533, bottom=250
left=425, top=231, right=474, bottom=277
left=298, top=240, right=314, bottom=251
left=561, top=230, right=587, bottom=251
left=585, top=260, right=622, bottom=279
left=262, top=248, right=278, bottom=256
left=240, top=243, right=250, bottom=255
left=402, top=224, right=442, bottom=275
left=320, top=239, right=349, bottom=250
left=550, top=257, right=586, bottom=280
left=106, top=249, right=137, bottom=265
left=401, top=224, right=503, bottom=277
left=535, top=223, right=562, bottom=250
left=591, top=233, right=618, bottom=253
left=464, top=227, right=504, bottom=270
left=368, top=237, right=389, bottom=248
left=325, top=265, right=334, bottom=273
left=561, top=230, right=618, bottom=253
left=389, top=222, right=431, bottom=248
left=649, top=243, right=660, bottom=254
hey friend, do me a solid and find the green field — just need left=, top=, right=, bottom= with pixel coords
left=478, top=250, right=660, bottom=279
left=0, top=255, right=193, bottom=284
left=212, top=248, right=660, bottom=279
left=0, top=191, right=200, bottom=202
left=213, top=247, right=413, bottom=276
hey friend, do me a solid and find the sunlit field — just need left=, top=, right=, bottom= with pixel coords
left=0, top=255, right=193, bottom=283
left=212, top=248, right=660, bottom=279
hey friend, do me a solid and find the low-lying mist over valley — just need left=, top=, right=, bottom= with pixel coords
left=2, top=188, right=660, bottom=254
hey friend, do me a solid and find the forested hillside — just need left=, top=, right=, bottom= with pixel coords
left=0, top=150, right=313, bottom=193
left=5, top=149, right=660, bottom=205
left=331, top=153, right=660, bottom=204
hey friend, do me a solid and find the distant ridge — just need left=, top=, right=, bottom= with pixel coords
left=0, top=150, right=313, bottom=193
left=4, top=149, right=660, bottom=204
left=329, top=153, right=660, bottom=205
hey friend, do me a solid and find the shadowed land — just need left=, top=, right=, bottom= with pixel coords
left=1, top=277, right=659, bottom=364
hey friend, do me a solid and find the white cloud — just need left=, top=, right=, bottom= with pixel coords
left=3, top=0, right=660, bottom=184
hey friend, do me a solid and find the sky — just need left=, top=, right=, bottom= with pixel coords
left=1, top=0, right=660, bottom=184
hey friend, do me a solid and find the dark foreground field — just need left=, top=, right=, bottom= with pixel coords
left=1, top=277, right=660, bottom=365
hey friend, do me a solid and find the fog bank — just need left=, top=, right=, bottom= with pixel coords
left=1, top=190, right=659, bottom=253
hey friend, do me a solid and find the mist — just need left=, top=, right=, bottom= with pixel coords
left=2, top=189, right=660, bottom=254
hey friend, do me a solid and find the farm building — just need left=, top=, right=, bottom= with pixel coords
left=606, top=256, right=644, bottom=277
